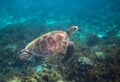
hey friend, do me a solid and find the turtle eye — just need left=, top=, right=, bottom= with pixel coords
left=73, top=26, right=78, bottom=30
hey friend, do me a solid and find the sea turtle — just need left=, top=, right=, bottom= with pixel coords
left=20, top=26, right=79, bottom=62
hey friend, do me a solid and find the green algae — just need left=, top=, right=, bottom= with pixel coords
left=0, top=24, right=120, bottom=82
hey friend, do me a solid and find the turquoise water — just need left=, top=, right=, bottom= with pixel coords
left=0, top=0, right=120, bottom=82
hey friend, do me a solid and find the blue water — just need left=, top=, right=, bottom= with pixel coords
left=0, top=0, right=120, bottom=36
left=0, top=0, right=120, bottom=82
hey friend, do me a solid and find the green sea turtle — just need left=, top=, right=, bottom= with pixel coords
left=20, top=26, right=79, bottom=62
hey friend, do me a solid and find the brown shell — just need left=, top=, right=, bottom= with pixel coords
left=25, top=31, right=68, bottom=56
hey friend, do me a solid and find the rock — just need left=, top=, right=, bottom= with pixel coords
left=66, top=56, right=93, bottom=81
left=77, top=56, right=93, bottom=66
left=95, top=51, right=105, bottom=61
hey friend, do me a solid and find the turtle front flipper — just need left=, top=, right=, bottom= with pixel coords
left=62, top=41, right=75, bottom=63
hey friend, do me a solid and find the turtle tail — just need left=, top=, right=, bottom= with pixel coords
left=62, top=42, right=74, bottom=63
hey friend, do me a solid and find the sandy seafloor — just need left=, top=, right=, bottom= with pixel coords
left=0, top=0, right=120, bottom=82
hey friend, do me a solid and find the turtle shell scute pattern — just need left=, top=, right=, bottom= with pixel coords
left=26, top=31, right=68, bottom=56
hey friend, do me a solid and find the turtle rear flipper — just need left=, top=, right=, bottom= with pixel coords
left=20, top=49, right=32, bottom=60
left=62, top=42, right=75, bottom=63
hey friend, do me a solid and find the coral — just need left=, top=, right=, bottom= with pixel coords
left=89, top=45, right=120, bottom=82
left=90, top=62, right=120, bottom=82
left=8, top=76, right=21, bottom=82
left=61, top=55, right=93, bottom=82
left=23, top=77, right=37, bottom=82
left=39, top=68, right=63, bottom=82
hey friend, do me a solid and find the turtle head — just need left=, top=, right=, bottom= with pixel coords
left=67, top=26, right=79, bottom=37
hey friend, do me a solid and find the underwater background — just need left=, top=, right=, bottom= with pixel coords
left=0, top=0, right=120, bottom=82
